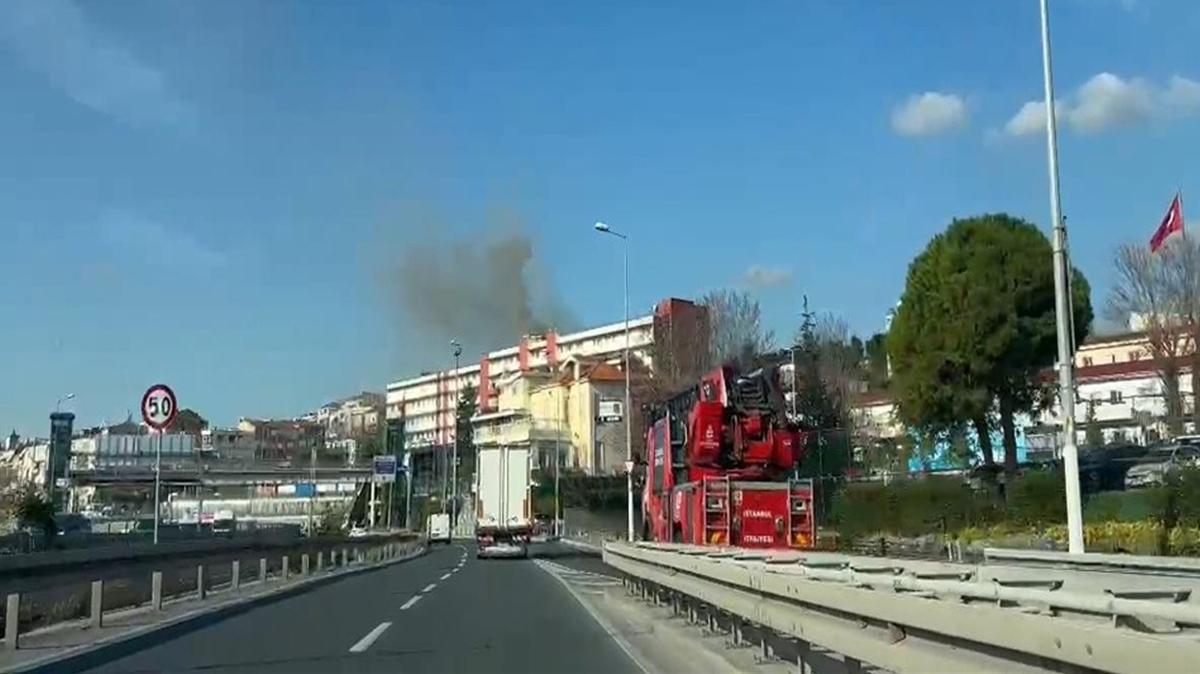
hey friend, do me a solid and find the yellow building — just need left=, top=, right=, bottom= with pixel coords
left=471, top=356, right=629, bottom=475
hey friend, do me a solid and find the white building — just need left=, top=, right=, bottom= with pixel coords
left=200, top=427, right=258, bottom=463
left=0, top=441, right=51, bottom=489
left=314, top=392, right=384, bottom=441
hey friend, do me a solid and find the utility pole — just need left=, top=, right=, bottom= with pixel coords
left=1039, top=0, right=1084, bottom=554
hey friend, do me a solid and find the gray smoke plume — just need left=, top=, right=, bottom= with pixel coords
left=394, top=233, right=577, bottom=356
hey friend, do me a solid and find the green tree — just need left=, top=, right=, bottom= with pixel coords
left=1084, top=400, right=1103, bottom=448
left=889, top=214, right=1093, bottom=478
left=173, top=408, right=207, bottom=436
left=456, top=385, right=478, bottom=489
left=864, top=332, right=889, bottom=391
left=16, top=487, right=58, bottom=545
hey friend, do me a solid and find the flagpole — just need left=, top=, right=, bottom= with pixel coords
left=1039, top=0, right=1085, bottom=555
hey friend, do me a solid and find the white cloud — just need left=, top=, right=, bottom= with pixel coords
left=0, top=0, right=191, bottom=127
left=1003, top=72, right=1200, bottom=137
left=1004, top=101, right=1049, bottom=137
left=740, top=265, right=792, bottom=289
left=100, top=212, right=226, bottom=269
left=1164, top=75, right=1200, bottom=112
left=891, top=92, right=968, bottom=137
left=1069, top=72, right=1154, bottom=132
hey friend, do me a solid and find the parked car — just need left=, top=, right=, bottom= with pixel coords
left=348, top=524, right=369, bottom=539
left=1078, top=444, right=1152, bottom=493
left=1124, top=444, right=1200, bottom=489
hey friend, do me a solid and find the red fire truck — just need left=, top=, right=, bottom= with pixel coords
left=642, top=365, right=815, bottom=549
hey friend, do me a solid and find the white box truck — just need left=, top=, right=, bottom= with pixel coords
left=475, top=445, right=532, bottom=559
left=427, top=512, right=451, bottom=545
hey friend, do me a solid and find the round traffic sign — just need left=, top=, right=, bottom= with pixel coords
left=141, top=384, right=178, bottom=431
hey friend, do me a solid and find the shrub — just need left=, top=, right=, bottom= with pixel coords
left=829, top=481, right=897, bottom=540
left=1084, top=489, right=1162, bottom=523
left=1007, top=469, right=1066, bottom=526
left=830, top=476, right=1001, bottom=539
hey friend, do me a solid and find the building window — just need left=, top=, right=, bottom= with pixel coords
left=1082, top=356, right=1094, bottom=367
left=1109, top=390, right=1123, bottom=404
left=1128, top=350, right=1141, bottom=361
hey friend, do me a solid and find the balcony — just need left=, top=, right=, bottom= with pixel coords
left=473, top=410, right=568, bottom=447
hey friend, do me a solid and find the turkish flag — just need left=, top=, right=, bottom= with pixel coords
left=1149, top=193, right=1185, bottom=253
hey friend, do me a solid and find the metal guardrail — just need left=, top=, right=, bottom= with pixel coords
left=604, top=541, right=1200, bottom=674
left=1, top=535, right=421, bottom=652
left=985, top=547, right=1200, bottom=577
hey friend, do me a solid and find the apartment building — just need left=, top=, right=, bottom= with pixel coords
left=236, top=418, right=325, bottom=463
left=387, top=298, right=707, bottom=448
left=314, top=392, right=385, bottom=441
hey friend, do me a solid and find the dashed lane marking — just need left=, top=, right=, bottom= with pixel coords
left=349, top=622, right=392, bottom=653
left=422, top=583, right=437, bottom=593
left=401, top=596, right=421, bottom=610
left=440, top=572, right=452, bottom=580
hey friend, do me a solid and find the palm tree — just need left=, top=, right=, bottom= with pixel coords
left=16, top=488, right=58, bottom=548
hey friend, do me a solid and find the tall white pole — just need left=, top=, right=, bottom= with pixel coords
left=451, top=345, right=460, bottom=539
left=595, top=222, right=635, bottom=542
left=153, top=430, right=162, bottom=545
left=370, top=478, right=377, bottom=529
left=555, top=387, right=562, bottom=538
left=1039, top=0, right=1085, bottom=554
left=623, top=237, right=634, bottom=543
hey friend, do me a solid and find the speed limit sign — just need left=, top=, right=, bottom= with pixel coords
left=141, top=384, right=178, bottom=431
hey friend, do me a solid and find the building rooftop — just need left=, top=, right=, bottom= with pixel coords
left=387, top=313, right=654, bottom=391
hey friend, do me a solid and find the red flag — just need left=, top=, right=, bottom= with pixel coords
left=1149, top=193, right=1184, bottom=253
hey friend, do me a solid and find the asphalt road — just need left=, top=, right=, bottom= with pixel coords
left=76, top=541, right=640, bottom=674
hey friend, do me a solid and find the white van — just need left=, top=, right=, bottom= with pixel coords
left=427, top=512, right=451, bottom=544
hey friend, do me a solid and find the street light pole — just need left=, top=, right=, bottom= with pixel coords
left=595, top=221, right=635, bottom=542
left=555, top=386, right=562, bottom=538
left=55, top=393, right=75, bottom=413
left=450, top=339, right=462, bottom=539
left=1039, top=0, right=1084, bottom=554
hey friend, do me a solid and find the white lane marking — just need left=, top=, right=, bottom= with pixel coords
left=348, top=622, right=392, bottom=653
left=534, top=560, right=651, bottom=674
left=440, top=572, right=452, bottom=580
left=422, top=583, right=437, bottom=593
left=401, top=595, right=421, bottom=610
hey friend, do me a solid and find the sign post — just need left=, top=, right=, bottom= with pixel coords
left=142, top=384, right=178, bottom=545
left=372, top=456, right=397, bottom=530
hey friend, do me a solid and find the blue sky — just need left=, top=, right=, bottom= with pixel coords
left=2, top=0, right=1198, bottom=436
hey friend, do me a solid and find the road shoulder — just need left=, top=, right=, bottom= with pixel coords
left=533, top=558, right=791, bottom=674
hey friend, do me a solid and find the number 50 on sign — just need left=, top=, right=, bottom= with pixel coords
left=142, top=384, right=178, bottom=431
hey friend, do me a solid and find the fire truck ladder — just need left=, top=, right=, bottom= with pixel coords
left=703, top=476, right=732, bottom=546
